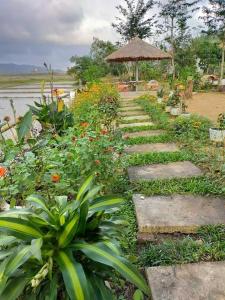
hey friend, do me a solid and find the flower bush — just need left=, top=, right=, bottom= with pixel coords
left=170, top=114, right=212, bottom=141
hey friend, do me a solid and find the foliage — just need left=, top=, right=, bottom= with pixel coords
left=141, top=225, right=225, bottom=266
left=112, top=0, right=156, bottom=41
left=0, top=176, right=149, bottom=299
left=170, top=114, right=212, bottom=141
left=166, top=90, right=181, bottom=107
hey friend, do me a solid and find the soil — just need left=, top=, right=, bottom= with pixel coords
left=186, top=92, right=225, bottom=123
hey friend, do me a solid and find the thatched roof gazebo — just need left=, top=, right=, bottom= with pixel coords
left=106, top=37, right=171, bottom=88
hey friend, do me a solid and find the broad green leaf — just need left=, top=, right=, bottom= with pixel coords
left=72, top=242, right=150, bottom=296
left=5, top=246, right=32, bottom=276
left=82, top=186, right=101, bottom=204
left=77, top=201, right=89, bottom=235
left=0, top=217, right=43, bottom=240
left=88, top=274, right=114, bottom=300
left=0, top=250, right=14, bottom=260
left=89, top=195, right=124, bottom=213
left=56, top=250, right=89, bottom=300
left=17, top=109, right=33, bottom=141
left=46, top=274, right=58, bottom=300
left=0, top=236, right=17, bottom=247
left=58, top=214, right=79, bottom=248
left=26, top=195, right=54, bottom=220
left=0, top=276, right=28, bottom=300
left=31, top=238, right=43, bottom=262
left=133, top=289, right=144, bottom=300
left=76, top=175, right=94, bottom=202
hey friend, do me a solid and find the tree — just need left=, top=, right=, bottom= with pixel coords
left=202, top=0, right=225, bottom=83
left=112, top=0, right=156, bottom=41
left=158, top=0, right=199, bottom=78
left=192, top=36, right=221, bottom=73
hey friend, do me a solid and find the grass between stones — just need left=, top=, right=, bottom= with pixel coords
left=126, top=151, right=192, bottom=166
left=134, top=176, right=224, bottom=197
left=120, top=118, right=151, bottom=124
left=121, top=124, right=163, bottom=132
left=125, top=134, right=173, bottom=145
left=140, top=225, right=225, bottom=267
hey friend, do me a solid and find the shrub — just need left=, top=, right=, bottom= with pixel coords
left=0, top=176, right=149, bottom=299
left=170, top=114, right=212, bottom=141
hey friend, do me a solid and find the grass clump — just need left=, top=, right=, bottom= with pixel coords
left=125, top=134, right=172, bottom=145
left=127, top=151, right=192, bottom=166
left=141, top=225, right=225, bottom=266
left=134, top=176, right=225, bottom=197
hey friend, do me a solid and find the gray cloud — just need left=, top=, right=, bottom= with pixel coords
left=0, top=0, right=205, bottom=69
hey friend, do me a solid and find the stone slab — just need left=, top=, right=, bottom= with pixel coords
left=125, top=143, right=179, bottom=154
left=119, top=110, right=146, bottom=117
left=123, top=130, right=166, bottom=139
left=119, top=106, right=143, bottom=111
left=122, top=115, right=150, bottom=122
left=119, top=122, right=154, bottom=129
left=146, top=261, right=225, bottom=300
left=133, top=194, right=225, bottom=234
left=128, top=161, right=203, bottom=181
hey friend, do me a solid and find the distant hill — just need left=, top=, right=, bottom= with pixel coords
left=0, top=63, right=63, bottom=74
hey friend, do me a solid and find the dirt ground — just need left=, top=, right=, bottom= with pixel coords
left=186, top=92, right=225, bottom=124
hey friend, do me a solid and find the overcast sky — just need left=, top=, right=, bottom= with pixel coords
left=0, top=0, right=205, bottom=70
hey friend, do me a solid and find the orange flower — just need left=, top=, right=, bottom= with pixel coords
left=51, top=174, right=60, bottom=183
left=89, top=137, right=94, bottom=142
left=80, top=122, right=89, bottom=128
left=100, top=129, right=108, bottom=135
left=95, top=160, right=101, bottom=165
left=0, top=166, right=7, bottom=177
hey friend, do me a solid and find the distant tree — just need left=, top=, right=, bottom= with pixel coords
left=68, top=38, right=125, bottom=83
left=112, top=0, right=156, bottom=41
left=202, top=0, right=225, bottom=83
left=192, top=36, right=221, bottom=73
left=158, top=0, right=200, bottom=78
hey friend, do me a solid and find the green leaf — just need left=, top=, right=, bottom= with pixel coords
left=77, top=201, right=89, bottom=235
left=31, top=238, right=43, bottom=262
left=76, top=175, right=94, bottom=202
left=0, top=236, right=18, bottom=247
left=56, top=250, right=89, bottom=300
left=5, top=246, right=32, bottom=276
left=26, top=195, right=54, bottom=220
left=17, top=109, right=33, bottom=141
left=88, top=274, right=114, bottom=300
left=72, top=242, right=150, bottom=296
left=0, top=217, right=43, bottom=240
left=133, top=289, right=144, bottom=300
left=58, top=214, right=79, bottom=248
left=89, top=195, right=124, bottom=213
left=45, top=274, right=57, bottom=300
left=0, top=276, right=28, bottom=300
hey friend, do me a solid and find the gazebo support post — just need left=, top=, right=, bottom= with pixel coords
left=135, top=61, right=139, bottom=91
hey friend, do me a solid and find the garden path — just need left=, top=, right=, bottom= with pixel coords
left=119, top=93, right=225, bottom=300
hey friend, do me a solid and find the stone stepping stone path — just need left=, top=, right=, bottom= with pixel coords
left=146, top=261, right=225, bottom=300
left=128, top=161, right=203, bottom=181
left=121, top=115, right=151, bottom=122
left=133, top=194, right=225, bottom=234
left=123, top=130, right=166, bottom=139
left=119, top=93, right=225, bottom=299
left=119, top=110, right=147, bottom=117
left=125, top=143, right=179, bottom=154
left=119, top=121, right=154, bottom=129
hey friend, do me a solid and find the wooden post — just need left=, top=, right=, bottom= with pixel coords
left=135, top=61, right=139, bottom=91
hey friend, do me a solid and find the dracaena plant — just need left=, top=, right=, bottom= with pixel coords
left=0, top=175, right=149, bottom=300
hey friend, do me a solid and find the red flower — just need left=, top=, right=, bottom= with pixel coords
left=0, top=166, right=7, bottom=177
left=95, top=160, right=101, bottom=165
left=89, top=137, right=94, bottom=142
left=51, top=174, right=60, bottom=183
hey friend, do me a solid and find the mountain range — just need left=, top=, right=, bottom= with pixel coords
left=0, top=63, right=63, bottom=74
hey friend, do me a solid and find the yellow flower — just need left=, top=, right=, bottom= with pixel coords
left=57, top=99, right=64, bottom=112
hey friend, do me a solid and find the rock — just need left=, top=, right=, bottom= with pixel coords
left=125, top=143, right=179, bottom=154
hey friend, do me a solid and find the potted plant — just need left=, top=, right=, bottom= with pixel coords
left=209, top=113, right=225, bottom=142
left=181, top=102, right=191, bottom=117
left=169, top=90, right=182, bottom=116
left=157, top=87, right=164, bottom=104
left=165, top=91, right=174, bottom=112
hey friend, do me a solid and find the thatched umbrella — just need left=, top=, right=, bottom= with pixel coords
left=106, top=37, right=171, bottom=86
